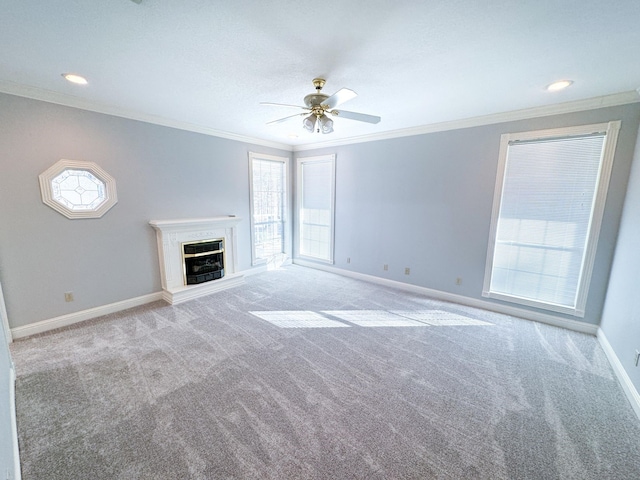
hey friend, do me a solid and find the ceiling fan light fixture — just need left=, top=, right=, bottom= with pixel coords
left=319, top=114, right=334, bottom=134
left=303, top=114, right=316, bottom=132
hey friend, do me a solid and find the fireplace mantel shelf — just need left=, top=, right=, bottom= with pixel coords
left=149, top=216, right=240, bottom=232
left=149, top=216, right=244, bottom=304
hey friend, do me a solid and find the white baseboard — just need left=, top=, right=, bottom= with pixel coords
left=9, top=361, right=21, bottom=479
left=9, top=259, right=599, bottom=339
left=9, top=266, right=260, bottom=338
left=293, top=259, right=599, bottom=335
left=597, top=329, right=640, bottom=420
left=10, top=292, right=163, bottom=340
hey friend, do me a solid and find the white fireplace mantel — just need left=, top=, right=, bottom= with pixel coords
left=149, top=216, right=244, bottom=304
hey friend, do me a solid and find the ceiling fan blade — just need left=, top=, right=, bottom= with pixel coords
left=260, top=102, right=308, bottom=110
left=330, top=109, right=381, bottom=124
left=266, top=113, right=305, bottom=125
left=322, top=88, right=357, bottom=109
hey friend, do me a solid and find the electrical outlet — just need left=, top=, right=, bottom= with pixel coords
left=456, top=277, right=463, bottom=285
left=64, top=292, right=74, bottom=302
left=383, top=264, right=388, bottom=271
left=346, top=257, right=351, bottom=264
left=635, top=350, right=640, bottom=367
left=404, top=267, right=410, bottom=275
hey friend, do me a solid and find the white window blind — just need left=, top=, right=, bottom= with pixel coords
left=298, top=155, right=335, bottom=262
left=483, top=121, right=620, bottom=316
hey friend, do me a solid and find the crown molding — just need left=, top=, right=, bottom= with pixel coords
left=0, top=80, right=293, bottom=151
left=2, top=80, right=638, bottom=153
left=293, top=90, right=640, bottom=152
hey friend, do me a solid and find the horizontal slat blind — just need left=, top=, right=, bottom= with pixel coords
left=299, top=157, right=334, bottom=262
left=489, top=134, right=606, bottom=309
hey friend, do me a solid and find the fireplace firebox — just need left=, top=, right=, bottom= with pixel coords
left=182, top=239, right=224, bottom=285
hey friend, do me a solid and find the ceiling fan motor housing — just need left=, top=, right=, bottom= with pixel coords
left=304, top=93, right=329, bottom=108
left=304, top=78, right=329, bottom=108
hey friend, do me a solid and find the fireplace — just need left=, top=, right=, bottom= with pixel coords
left=183, top=239, right=224, bottom=285
left=149, top=216, right=244, bottom=304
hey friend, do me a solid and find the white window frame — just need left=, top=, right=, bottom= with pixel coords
left=38, top=159, right=117, bottom=219
left=248, top=152, right=289, bottom=266
left=482, top=121, right=621, bottom=316
left=296, top=154, right=336, bottom=264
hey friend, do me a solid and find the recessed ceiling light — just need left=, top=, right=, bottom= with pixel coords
left=62, top=73, right=88, bottom=85
left=546, top=80, right=573, bottom=92
left=287, top=133, right=299, bottom=139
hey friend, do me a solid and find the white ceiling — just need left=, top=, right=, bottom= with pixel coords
left=1, top=0, right=640, bottom=148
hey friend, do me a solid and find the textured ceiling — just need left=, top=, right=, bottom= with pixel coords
left=1, top=0, right=640, bottom=148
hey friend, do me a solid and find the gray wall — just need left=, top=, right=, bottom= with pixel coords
left=296, top=103, right=640, bottom=326
left=1, top=91, right=639, bottom=331
left=0, top=93, right=290, bottom=328
left=600, top=123, right=640, bottom=393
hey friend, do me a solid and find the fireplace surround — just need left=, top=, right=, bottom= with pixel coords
left=149, top=216, right=243, bottom=304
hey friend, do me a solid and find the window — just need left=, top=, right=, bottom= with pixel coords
left=51, top=169, right=106, bottom=211
left=249, top=152, right=288, bottom=265
left=483, top=121, right=620, bottom=316
left=297, top=154, right=336, bottom=263
left=39, top=159, right=117, bottom=219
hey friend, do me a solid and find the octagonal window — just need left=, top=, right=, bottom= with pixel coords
left=39, top=159, right=117, bottom=219
left=51, top=169, right=106, bottom=211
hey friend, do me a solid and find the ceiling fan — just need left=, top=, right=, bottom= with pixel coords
left=261, top=78, right=381, bottom=134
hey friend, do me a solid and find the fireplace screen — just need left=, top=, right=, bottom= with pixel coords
left=182, top=239, right=224, bottom=285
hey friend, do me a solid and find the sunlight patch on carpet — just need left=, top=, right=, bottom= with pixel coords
left=392, top=310, right=494, bottom=326
left=249, top=311, right=350, bottom=328
left=250, top=309, right=494, bottom=329
left=322, top=310, right=429, bottom=327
